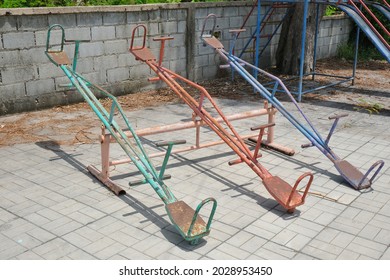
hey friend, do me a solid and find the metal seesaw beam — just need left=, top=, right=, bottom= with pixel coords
left=45, top=24, right=217, bottom=245
left=200, top=14, right=384, bottom=190
left=130, top=24, right=313, bottom=213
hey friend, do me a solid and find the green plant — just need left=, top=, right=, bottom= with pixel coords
left=337, top=41, right=384, bottom=61
left=353, top=98, right=384, bottom=114
left=325, top=5, right=341, bottom=16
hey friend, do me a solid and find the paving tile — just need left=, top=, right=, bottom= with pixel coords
left=337, top=249, right=360, bottom=260
left=381, top=247, right=390, bottom=260
left=32, top=238, right=78, bottom=259
left=1, top=97, right=390, bottom=261
left=216, top=242, right=251, bottom=259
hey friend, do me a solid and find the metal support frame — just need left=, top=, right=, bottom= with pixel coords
left=89, top=101, right=295, bottom=191
left=45, top=24, right=217, bottom=245
left=238, top=0, right=389, bottom=101
left=130, top=24, right=313, bottom=213
left=201, top=14, right=384, bottom=190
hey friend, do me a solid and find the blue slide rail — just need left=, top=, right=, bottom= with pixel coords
left=337, top=4, right=390, bottom=62
left=370, top=2, right=390, bottom=21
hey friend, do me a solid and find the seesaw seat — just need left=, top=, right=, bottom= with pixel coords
left=263, top=173, right=313, bottom=213
left=334, top=160, right=370, bottom=189
left=166, top=200, right=212, bottom=244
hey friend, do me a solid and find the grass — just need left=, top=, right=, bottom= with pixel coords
left=337, top=41, right=385, bottom=61
left=353, top=98, right=384, bottom=114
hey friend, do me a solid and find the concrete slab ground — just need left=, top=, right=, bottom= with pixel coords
left=0, top=91, right=389, bottom=260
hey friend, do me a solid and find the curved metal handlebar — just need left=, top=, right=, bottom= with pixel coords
left=359, top=160, right=385, bottom=188
left=130, top=24, right=147, bottom=51
left=46, top=24, right=66, bottom=53
left=187, top=197, right=217, bottom=237
left=287, top=172, right=313, bottom=208
left=201, top=13, right=217, bottom=39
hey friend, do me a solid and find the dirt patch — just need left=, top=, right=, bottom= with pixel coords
left=0, top=58, right=389, bottom=147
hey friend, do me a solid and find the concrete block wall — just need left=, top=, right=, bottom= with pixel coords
left=316, top=15, right=352, bottom=59
left=0, top=2, right=352, bottom=115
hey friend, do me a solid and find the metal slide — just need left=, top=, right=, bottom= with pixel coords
left=337, top=4, right=390, bottom=62
left=130, top=24, right=313, bottom=213
left=45, top=25, right=217, bottom=245
left=201, top=14, right=384, bottom=191
left=370, top=2, right=390, bottom=21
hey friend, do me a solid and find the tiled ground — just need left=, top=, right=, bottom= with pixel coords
left=0, top=95, right=389, bottom=260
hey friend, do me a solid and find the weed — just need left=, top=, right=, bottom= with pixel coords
left=353, top=98, right=384, bottom=114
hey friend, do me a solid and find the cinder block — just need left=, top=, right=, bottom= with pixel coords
left=118, top=53, right=133, bottom=68
left=26, top=79, right=55, bottom=97
left=38, top=63, right=64, bottom=79
left=115, top=25, right=133, bottom=39
left=127, top=11, right=148, bottom=24
left=239, top=6, right=253, bottom=17
left=93, top=55, right=118, bottom=71
left=195, top=55, right=209, bottom=67
left=129, top=64, right=151, bottom=80
left=20, top=48, right=50, bottom=65
left=75, top=57, right=94, bottom=73
left=103, top=12, right=126, bottom=25
left=104, top=40, right=128, bottom=55
left=0, top=50, right=21, bottom=66
left=169, top=58, right=186, bottom=73
left=177, top=9, right=187, bottom=21
left=0, top=16, right=17, bottom=32
left=1, top=67, right=37, bottom=84
left=0, top=83, right=26, bottom=100
left=171, top=34, right=185, bottom=47
left=197, top=43, right=214, bottom=56
left=322, top=18, right=332, bottom=28
left=223, top=7, right=239, bottom=17
left=147, top=10, right=161, bottom=22
left=170, top=45, right=186, bottom=60
left=79, top=42, right=104, bottom=58
left=107, top=67, right=130, bottom=83
left=91, top=26, right=116, bottom=41
left=3, top=32, right=35, bottom=49
left=17, top=15, right=48, bottom=31
left=215, top=17, right=230, bottom=32
left=195, top=8, right=209, bottom=20
left=48, top=14, right=77, bottom=28
left=76, top=13, right=102, bottom=26
left=159, top=21, right=178, bottom=35
left=66, top=27, right=91, bottom=41
left=146, top=22, right=160, bottom=36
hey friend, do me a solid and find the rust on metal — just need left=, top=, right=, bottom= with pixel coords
left=263, top=176, right=303, bottom=211
left=87, top=165, right=126, bottom=195
left=131, top=48, right=156, bottom=62
left=166, top=201, right=207, bottom=236
left=334, top=160, right=370, bottom=189
left=47, top=51, right=71, bottom=65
